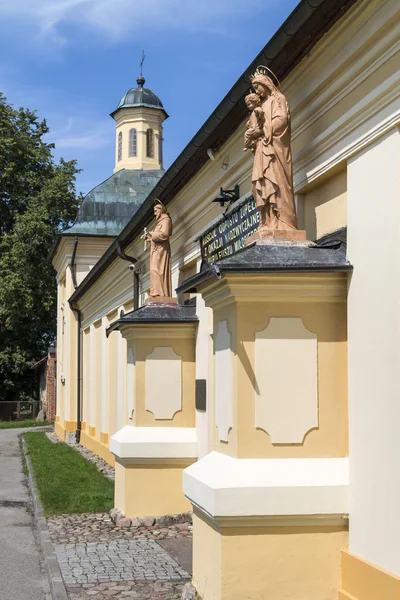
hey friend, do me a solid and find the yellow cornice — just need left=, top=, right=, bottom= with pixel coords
left=199, top=272, right=349, bottom=310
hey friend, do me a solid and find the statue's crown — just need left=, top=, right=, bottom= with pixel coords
left=250, top=65, right=280, bottom=87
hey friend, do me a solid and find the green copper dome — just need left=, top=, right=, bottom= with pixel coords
left=63, top=169, right=164, bottom=237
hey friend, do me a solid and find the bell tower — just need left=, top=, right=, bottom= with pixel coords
left=110, top=62, right=168, bottom=173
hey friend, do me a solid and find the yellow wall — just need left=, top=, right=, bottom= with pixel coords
left=113, top=106, right=165, bottom=172
left=52, top=236, right=113, bottom=438
left=303, top=169, right=347, bottom=240
left=54, top=420, right=66, bottom=441
left=80, top=431, right=115, bottom=466
left=340, top=550, right=400, bottom=600
left=210, top=290, right=348, bottom=459
left=72, top=304, right=131, bottom=465
left=193, top=510, right=348, bottom=600
left=192, top=510, right=222, bottom=597
left=115, top=460, right=193, bottom=517
left=124, top=332, right=196, bottom=428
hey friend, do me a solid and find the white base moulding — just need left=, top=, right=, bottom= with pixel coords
left=183, top=451, right=349, bottom=522
left=110, top=425, right=198, bottom=461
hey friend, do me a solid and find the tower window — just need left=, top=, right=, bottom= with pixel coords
left=146, top=129, right=154, bottom=158
left=129, top=128, right=137, bottom=157
left=159, top=136, right=163, bottom=166
left=118, top=131, right=123, bottom=161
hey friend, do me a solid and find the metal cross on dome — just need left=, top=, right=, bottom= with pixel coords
left=139, top=50, right=145, bottom=78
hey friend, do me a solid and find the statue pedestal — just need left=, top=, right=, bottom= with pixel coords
left=179, top=242, right=350, bottom=600
left=145, top=296, right=178, bottom=305
left=109, top=305, right=198, bottom=518
left=247, top=227, right=307, bottom=245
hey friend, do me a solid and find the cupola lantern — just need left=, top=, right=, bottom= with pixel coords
left=110, top=53, right=168, bottom=172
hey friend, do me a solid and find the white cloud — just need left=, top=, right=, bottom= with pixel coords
left=0, top=0, right=268, bottom=46
left=52, top=131, right=110, bottom=151
left=0, top=72, right=112, bottom=153
left=48, top=116, right=112, bottom=151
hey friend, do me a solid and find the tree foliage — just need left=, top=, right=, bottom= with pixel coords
left=0, top=93, right=81, bottom=398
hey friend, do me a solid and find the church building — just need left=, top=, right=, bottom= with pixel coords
left=51, top=0, right=400, bottom=598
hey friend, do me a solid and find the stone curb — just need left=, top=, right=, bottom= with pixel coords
left=21, top=435, right=69, bottom=600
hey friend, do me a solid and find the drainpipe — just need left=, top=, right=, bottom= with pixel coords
left=116, top=242, right=140, bottom=311
left=70, top=237, right=78, bottom=289
left=69, top=304, right=82, bottom=443
left=69, top=237, right=82, bottom=442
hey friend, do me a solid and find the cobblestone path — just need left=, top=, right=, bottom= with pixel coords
left=55, top=540, right=189, bottom=584
left=68, top=581, right=187, bottom=599
left=48, top=513, right=192, bottom=600
left=48, top=513, right=192, bottom=545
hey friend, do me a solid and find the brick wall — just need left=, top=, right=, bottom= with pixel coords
left=46, top=347, right=57, bottom=423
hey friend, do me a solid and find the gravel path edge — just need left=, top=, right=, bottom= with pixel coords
left=21, top=435, right=69, bottom=600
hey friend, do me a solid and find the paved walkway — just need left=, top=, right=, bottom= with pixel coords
left=55, top=539, right=189, bottom=585
left=0, top=427, right=48, bottom=600
left=8, top=429, right=193, bottom=600
left=48, top=513, right=193, bottom=600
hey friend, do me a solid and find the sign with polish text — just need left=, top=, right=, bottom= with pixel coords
left=200, top=196, right=259, bottom=264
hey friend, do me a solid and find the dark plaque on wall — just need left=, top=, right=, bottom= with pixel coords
left=200, top=196, right=260, bottom=264
left=196, top=379, right=207, bottom=411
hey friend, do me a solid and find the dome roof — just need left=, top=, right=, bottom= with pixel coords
left=63, top=169, right=164, bottom=237
left=111, top=76, right=168, bottom=118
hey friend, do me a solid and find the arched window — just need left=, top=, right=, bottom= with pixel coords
left=118, top=131, right=122, bottom=161
left=158, top=136, right=163, bottom=166
left=146, top=128, right=154, bottom=158
left=129, top=128, right=137, bottom=157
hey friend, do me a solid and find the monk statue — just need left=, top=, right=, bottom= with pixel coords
left=144, top=200, right=173, bottom=299
left=246, top=66, right=298, bottom=232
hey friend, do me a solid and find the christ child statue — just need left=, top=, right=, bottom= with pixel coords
left=243, top=93, right=265, bottom=152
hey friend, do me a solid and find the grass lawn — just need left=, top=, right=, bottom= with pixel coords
left=0, top=419, right=49, bottom=429
left=23, top=432, right=114, bottom=516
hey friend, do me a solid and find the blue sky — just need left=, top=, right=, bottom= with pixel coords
left=0, top=0, right=299, bottom=196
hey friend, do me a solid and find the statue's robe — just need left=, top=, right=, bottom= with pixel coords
left=251, top=91, right=297, bottom=230
left=149, top=213, right=172, bottom=297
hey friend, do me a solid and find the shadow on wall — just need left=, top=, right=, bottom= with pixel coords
left=304, top=169, right=347, bottom=240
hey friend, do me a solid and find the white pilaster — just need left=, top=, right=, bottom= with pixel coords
left=101, top=317, right=108, bottom=433
left=347, top=126, right=400, bottom=574
left=117, top=330, right=124, bottom=430
left=195, top=283, right=213, bottom=457
left=215, top=320, right=233, bottom=442
left=89, top=323, right=96, bottom=428
left=56, top=281, right=64, bottom=422
left=64, top=268, right=72, bottom=421
left=126, top=348, right=135, bottom=421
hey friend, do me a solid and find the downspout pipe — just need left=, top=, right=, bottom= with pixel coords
left=70, top=236, right=78, bottom=289
left=69, top=237, right=82, bottom=442
left=116, top=242, right=140, bottom=311
left=69, top=303, right=82, bottom=443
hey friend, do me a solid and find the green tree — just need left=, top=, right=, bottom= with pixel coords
left=0, top=93, right=81, bottom=399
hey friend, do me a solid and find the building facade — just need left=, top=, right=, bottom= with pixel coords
left=51, top=0, right=400, bottom=597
